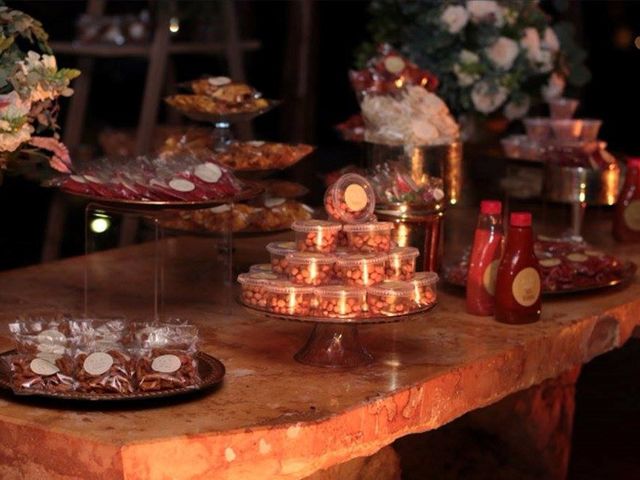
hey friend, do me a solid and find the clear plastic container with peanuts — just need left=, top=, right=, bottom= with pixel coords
left=264, top=283, right=316, bottom=316
left=385, top=247, right=420, bottom=281
left=366, top=281, right=421, bottom=316
left=409, top=272, right=438, bottom=307
left=314, top=286, right=367, bottom=319
left=238, top=272, right=285, bottom=310
left=285, top=252, right=336, bottom=286
left=249, top=263, right=276, bottom=275
left=343, top=222, right=393, bottom=253
left=324, top=173, right=376, bottom=223
left=291, top=220, right=342, bottom=253
left=266, top=241, right=297, bottom=274
left=334, top=253, right=387, bottom=286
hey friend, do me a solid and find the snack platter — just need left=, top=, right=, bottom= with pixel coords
left=443, top=237, right=637, bottom=295
left=2, top=317, right=224, bottom=402
left=169, top=99, right=280, bottom=124
left=62, top=183, right=264, bottom=211
left=0, top=350, right=225, bottom=402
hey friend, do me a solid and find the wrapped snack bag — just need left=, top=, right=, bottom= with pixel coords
left=9, top=335, right=75, bottom=393
left=74, top=342, right=136, bottom=394
left=135, top=324, right=199, bottom=392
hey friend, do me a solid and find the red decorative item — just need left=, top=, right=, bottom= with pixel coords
left=349, top=44, right=439, bottom=99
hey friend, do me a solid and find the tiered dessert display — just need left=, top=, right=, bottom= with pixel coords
left=444, top=235, right=636, bottom=295
left=502, top=99, right=619, bottom=240
left=166, top=76, right=279, bottom=150
left=0, top=317, right=225, bottom=401
left=238, top=174, right=438, bottom=368
left=161, top=78, right=316, bottom=235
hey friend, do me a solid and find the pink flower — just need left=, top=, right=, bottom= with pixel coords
left=29, top=136, right=72, bottom=173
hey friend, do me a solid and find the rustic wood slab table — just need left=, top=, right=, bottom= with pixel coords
left=0, top=214, right=637, bottom=479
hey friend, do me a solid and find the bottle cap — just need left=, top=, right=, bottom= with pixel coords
left=510, top=212, right=532, bottom=227
left=480, top=200, right=502, bottom=215
left=627, top=157, right=640, bottom=169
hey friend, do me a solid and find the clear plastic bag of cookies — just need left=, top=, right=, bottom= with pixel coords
left=135, top=324, right=200, bottom=392
left=9, top=337, right=76, bottom=394
left=74, top=340, right=136, bottom=394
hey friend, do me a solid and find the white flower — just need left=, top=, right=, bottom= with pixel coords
left=485, top=37, right=519, bottom=70
left=537, top=50, right=554, bottom=73
left=441, top=5, right=469, bottom=34
left=471, top=81, right=508, bottom=114
left=454, top=49, right=481, bottom=86
left=460, top=49, right=480, bottom=64
left=467, top=0, right=504, bottom=27
left=0, top=92, right=33, bottom=152
left=502, top=6, right=518, bottom=26
left=503, top=96, right=530, bottom=119
left=520, top=27, right=542, bottom=63
left=541, top=73, right=566, bottom=101
left=542, top=27, right=560, bottom=52
left=0, top=91, right=31, bottom=120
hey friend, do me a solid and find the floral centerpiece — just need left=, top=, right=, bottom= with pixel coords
left=358, top=0, right=590, bottom=121
left=0, top=5, right=79, bottom=177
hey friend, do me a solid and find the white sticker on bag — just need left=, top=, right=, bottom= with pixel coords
left=264, top=197, right=286, bottom=208
left=195, top=163, right=222, bottom=183
left=30, top=358, right=59, bottom=376
left=151, top=354, right=182, bottom=373
left=169, top=178, right=196, bottom=192
left=83, top=352, right=114, bottom=376
left=37, top=329, right=66, bottom=345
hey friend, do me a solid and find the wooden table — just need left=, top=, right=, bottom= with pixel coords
left=0, top=217, right=638, bottom=479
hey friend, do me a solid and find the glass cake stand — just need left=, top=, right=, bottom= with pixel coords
left=63, top=185, right=263, bottom=321
left=167, top=100, right=280, bottom=151
left=242, top=302, right=436, bottom=369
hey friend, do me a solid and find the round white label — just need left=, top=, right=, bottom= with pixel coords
left=301, top=204, right=314, bottom=213
left=208, top=76, right=231, bottom=86
left=539, top=258, right=561, bottom=268
left=384, top=56, right=405, bottom=74
left=84, top=175, right=104, bottom=184
left=210, top=204, right=232, bottom=214
left=37, top=329, right=66, bottom=345
left=623, top=200, right=640, bottom=231
left=70, top=175, right=86, bottom=183
left=37, top=343, right=65, bottom=356
left=512, top=267, right=541, bottom=307
left=343, top=184, right=368, bottom=211
left=83, top=352, right=114, bottom=376
left=585, top=250, right=603, bottom=257
left=482, top=259, right=500, bottom=296
left=169, top=178, right=196, bottom=192
left=264, top=197, right=286, bottom=208
left=30, top=358, right=59, bottom=376
left=151, top=354, right=182, bottom=373
left=246, top=140, right=265, bottom=147
left=195, top=163, right=222, bottom=183
left=566, top=253, right=588, bottom=263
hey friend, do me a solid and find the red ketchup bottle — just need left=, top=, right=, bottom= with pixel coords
left=613, top=158, right=640, bottom=242
left=494, top=212, right=541, bottom=324
left=466, top=200, right=503, bottom=316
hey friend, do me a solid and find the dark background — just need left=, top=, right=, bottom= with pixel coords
left=1, top=0, right=639, bottom=271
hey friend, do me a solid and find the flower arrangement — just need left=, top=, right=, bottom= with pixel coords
left=358, top=0, right=590, bottom=120
left=0, top=5, right=79, bottom=175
